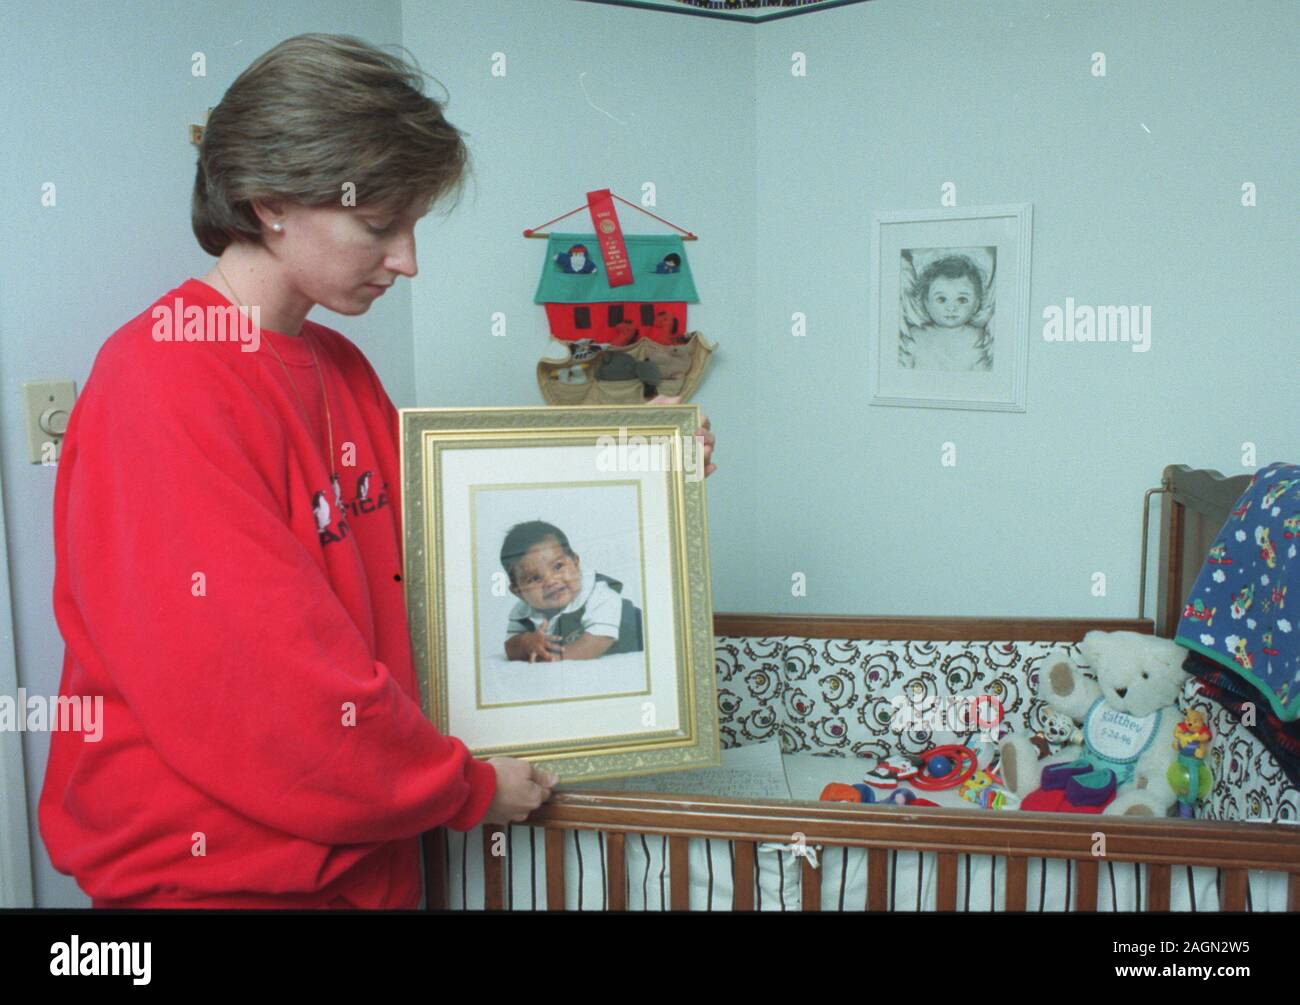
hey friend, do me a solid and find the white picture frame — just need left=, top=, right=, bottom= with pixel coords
left=869, top=204, right=1033, bottom=412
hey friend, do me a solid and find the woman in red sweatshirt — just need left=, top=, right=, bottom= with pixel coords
left=39, top=33, right=715, bottom=910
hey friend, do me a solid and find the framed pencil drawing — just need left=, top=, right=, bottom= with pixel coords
left=400, top=404, right=719, bottom=783
left=869, top=203, right=1032, bottom=411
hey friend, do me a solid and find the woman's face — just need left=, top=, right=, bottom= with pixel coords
left=273, top=193, right=429, bottom=314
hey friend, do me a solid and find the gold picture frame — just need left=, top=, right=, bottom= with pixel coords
left=400, top=404, right=719, bottom=783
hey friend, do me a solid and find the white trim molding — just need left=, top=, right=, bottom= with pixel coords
left=0, top=455, right=35, bottom=907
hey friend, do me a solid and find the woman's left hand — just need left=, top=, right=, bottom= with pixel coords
left=647, top=395, right=716, bottom=477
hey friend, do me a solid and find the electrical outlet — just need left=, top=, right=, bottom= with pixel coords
left=23, top=379, right=77, bottom=464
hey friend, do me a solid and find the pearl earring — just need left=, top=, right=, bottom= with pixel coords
left=272, top=223, right=283, bottom=232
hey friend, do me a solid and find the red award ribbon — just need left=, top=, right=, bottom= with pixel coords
left=586, top=188, right=633, bottom=287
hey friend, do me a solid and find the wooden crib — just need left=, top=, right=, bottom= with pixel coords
left=422, top=465, right=1300, bottom=911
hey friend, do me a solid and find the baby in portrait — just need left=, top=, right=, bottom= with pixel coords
left=501, top=520, right=644, bottom=662
left=900, top=254, right=993, bottom=372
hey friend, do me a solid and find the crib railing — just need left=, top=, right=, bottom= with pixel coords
left=425, top=792, right=1300, bottom=911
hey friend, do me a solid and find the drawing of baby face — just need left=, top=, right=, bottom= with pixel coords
left=510, top=537, right=583, bottom=612
left=925, top=276, right=978, bottom=328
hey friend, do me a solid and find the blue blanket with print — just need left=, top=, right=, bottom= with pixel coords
left=1175, top=461, right=1300, bottom=721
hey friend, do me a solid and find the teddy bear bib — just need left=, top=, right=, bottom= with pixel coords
left=1039, top=700, right=1162, bottom=807
left=1082, top=699, right=1161, bottom=777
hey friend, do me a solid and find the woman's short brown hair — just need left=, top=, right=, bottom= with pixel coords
left=192, top=33, right=470, bottom=256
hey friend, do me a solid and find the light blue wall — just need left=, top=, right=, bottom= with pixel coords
left=1, top=0, right=412, bottom=909
left=399, top=0, right=760, bottom=605
left=406, top=0, right=1296, bottom=620
left=753, top=0, right=1297, bottom=616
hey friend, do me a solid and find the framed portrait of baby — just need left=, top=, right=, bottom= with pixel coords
left=399, top=404, right=719, bottom=783
left=868, top=203, right=1033, bottom=411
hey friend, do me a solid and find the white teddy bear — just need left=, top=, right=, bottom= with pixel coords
left=999, top=630, right=1189, bottom=816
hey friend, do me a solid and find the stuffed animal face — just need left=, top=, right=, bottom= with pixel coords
left=1041, top=706, right=1075, bottom=742
left=1078, top=630, right=1187, bottom=718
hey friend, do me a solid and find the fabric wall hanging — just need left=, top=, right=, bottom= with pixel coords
left=526, top=190, right=716, bottom=406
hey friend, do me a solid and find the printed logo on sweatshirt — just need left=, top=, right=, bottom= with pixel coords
left=312, top=471, right=390, bottom=546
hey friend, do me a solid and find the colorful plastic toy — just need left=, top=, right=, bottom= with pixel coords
left=1167, top=708, right=1213, bottom=818
left=820, top=782, right=877, bottom=804
left=909, top=745, right=978, bottom=791
left=959, top=769, right=1008, bottom=810
left=862, top=755, right=921, bottom=789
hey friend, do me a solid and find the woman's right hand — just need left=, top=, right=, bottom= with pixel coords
left=482, top=757, right=558, bottom=825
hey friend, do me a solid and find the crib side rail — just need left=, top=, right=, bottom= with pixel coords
left=429, top=791, right=1300, bottom=911
left=711, top=614, right=1154, bottom=640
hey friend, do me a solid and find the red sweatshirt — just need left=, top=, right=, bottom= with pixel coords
left=39, top=277, right=496, bottom=909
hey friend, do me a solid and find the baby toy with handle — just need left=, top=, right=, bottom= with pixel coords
left=1167, top=708, right=1214, bottom=818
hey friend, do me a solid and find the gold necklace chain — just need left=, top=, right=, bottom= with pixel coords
left=215, top=263, right=337, bottom=481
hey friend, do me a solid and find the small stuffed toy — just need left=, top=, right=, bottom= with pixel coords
left=595, top=350, right=660, bottom=386
left=552, top=363, right=589, bottom=385
left=998, top=630, right=1190, bottom=816
left=569, top=338, right=600, bottom=362
left=642, top=342, right=693, bottom=395
left=1028, top=706, right=1080, bottom=759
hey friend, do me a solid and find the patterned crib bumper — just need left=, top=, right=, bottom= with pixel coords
left=715, top=635, right=1299, bottom=824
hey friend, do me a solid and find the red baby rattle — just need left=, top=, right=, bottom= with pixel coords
left=907, top=745, right=978, bottom=791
